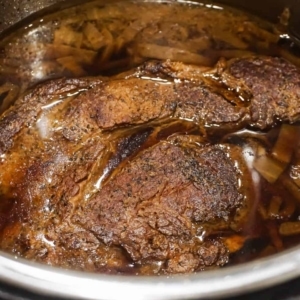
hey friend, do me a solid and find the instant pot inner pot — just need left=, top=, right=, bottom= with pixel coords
left=0, top=0, right=293, bottom=33
left=0, top=0, right=300, bottom=299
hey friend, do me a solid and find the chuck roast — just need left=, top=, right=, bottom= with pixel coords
left=0, top=131, right=246, bottom=274
left=2, top=56, right=300, bottom=154
left=0, top=55, right=299, bottom=274
left=140, top=56, right=300, bottom=129
left=75, top=135, right=243, bottom=273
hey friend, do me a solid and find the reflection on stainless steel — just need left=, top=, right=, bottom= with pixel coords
left=0, top=0, right=62, bottom=32
left=0, top=248, right=300, bottom=299
left=0, top=0, right=291, bottom=34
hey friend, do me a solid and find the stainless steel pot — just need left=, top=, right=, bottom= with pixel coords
left=0, top=0, right=295, bottom=33
left=0, top=1, right=300, bottom=299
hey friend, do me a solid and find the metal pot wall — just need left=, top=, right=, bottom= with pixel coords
left=0, top=0, right=296, bottom=33
left=1, top=1, right=300, bottom=299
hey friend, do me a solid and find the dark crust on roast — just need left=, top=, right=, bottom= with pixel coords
left=0, top=55, right=300, bottom=274
left=227, top=56, right=300, bottom=128
left=60, top=77, right=246, bottom=142
left=0, top=77, right=103, bottom=154
left=2, top=56, right=300, bottom=155
left=142, top=56, right=300, bottom=129
left=0, top=58, right=251, bottom=152
left=76, top=138, right=242, bottom=273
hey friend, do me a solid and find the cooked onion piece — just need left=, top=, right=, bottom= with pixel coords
left=54, top=26, right=83, bottom=48
left=223, top=235, right=247, bottom=253
left=82, top=23, right=106, bottom=50
left=44, top=44, right=97, bottom=64
left=211, top=27, right=249, bottom=49
left=253, top=124, right=300, bottom=184
left=56, top=56, right=87, bottom=76
left=278, top=7, right=290, bottom=27
left=260, top=196, right=296, bottom=221
left=267, top=196, right=282, bottom=219
left=281, top=176, right=300, bottom=204
left=239, top=22, right=279, bottom=44
left=257, top=204, right=268, bottom=220
left=272, top=124, right=300, bottom=164
left=279, top=222, right=300, bottom=236
left=133, top=43, right=215, bottom=66
left=254, top=155, right=286, bottom=183
left=99, top=29, right=115, bottom=62
left=0, top=83, right=19, bottom=113
left=267, top=222, right=283, bottom=250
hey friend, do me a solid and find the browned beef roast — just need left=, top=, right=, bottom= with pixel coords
left=2, top=56, right=300, bottom=154
left=141, top=56, right=300, bottom=129
left=0, top=130, right=248, bottom=274
left=0, top=55, right=298, bottom=274
left=75, top=135, right=243, bottom=273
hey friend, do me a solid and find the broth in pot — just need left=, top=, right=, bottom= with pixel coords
left=0, top=0, right=300, bottom=275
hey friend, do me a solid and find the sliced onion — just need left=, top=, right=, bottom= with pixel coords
left=279, top=222, right=300, bottom=236
left=223, top=235, right=246, bottom=253
left=267, top=222, right=283, bottom=250
left=281, top=176, right=300, bottom=204
left=56, top=56, right=87, bottom=76
left=267, top=196, right=282, bottom=219
left=254, top=155, right=286, bottom=183
left=82, top=22, right=106, bottom=51
left=257, top=204, right=268, bottom=220
left=54, top=26, right=83, bottom=48
left=272, top=124, right=300, bottom=164
left=44, top=44, right=97, bottom=64
left=133, top=43, right=215, bottom=66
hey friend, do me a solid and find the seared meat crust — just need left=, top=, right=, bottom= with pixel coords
left=228, top=56, right=300, bottom=128
left=1, top=56, right=299, bottom=155
left=0, top=55, right=299, bottom=274
left=77, top=137, right=242, bottom=273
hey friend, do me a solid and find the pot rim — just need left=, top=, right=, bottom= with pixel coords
left=1, top=245, right=300, bottom=300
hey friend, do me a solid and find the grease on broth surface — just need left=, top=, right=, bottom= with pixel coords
left=0, top=0, right=298, bottom=105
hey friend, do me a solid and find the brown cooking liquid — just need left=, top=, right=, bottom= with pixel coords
left=0, top=0, right=300, bottom=274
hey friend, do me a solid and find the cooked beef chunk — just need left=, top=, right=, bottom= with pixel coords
left=0, top=73, right=245, bottom=153
left=0, top=131, right=243, bottom=274
left=140, top=56, right=300, bottom=129
left=76, top=136, right=242, bottom=273
left=0, top=55, right=299, bottom=274
left=227, top=57, right=300, bottom=129
left=0, top=77, right=103, bottom=154
left=0, top=129, right=156, bottom=273
left=2, top=55, right=300, bottom=155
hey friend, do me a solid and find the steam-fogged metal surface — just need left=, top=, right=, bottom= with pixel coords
left=0, top=0, right=62, bottom=31
left=0, top=0, right=296, bottom=33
